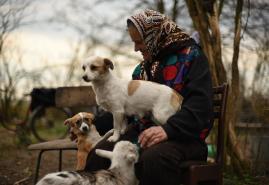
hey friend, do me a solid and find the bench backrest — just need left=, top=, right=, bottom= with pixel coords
left=211, top=83, right=229, bottom=165
left=55, top=86, right=97, bottom=108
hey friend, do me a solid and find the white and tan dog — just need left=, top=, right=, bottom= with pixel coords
left=82, top=56, right=183, bottom=142
left=64, top=112, right=113, bottom=170
left=36, top=141, right=139, bottom=185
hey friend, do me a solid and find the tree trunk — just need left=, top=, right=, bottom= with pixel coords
left=185, top=0, right=226, bottom=86
left=185, top=0, right=249, bottom=175
left=226, top=0, right=250, bottom=174
left=156, top=0, right=165, bottom=14
left=172, top=0, right=179, bottom=21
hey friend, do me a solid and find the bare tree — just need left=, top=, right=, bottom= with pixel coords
left=248, top=1, right=269, bottom=96
left=0, top=0, right=30, bottom=54
left=0, top=0, right=32, bottom=145
left=52, top=0, right=191, bottom=81
left=184, top=0, right=250, bottom=174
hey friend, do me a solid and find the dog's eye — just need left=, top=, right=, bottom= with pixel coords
left=76, top=120, right=80, bottom=125
left=82, top=65, right=86, bottom=71
left=90, top=65, right=97, bottom=70
left=84, top=118, right=89, bottom=122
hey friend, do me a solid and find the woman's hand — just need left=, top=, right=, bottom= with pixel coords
left=138, top=126, right=168, bottom=148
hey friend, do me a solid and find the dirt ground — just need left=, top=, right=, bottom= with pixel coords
left=0, top=128, right=77, bottom=185
left=1, top=127, right=269, bottom=185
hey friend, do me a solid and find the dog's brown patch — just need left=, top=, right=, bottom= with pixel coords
left=128, top=80, right=140, bottom=96
left=90, top=57, right=114, bottom=75
left=103, top=58, right=114, bottom=70
left=90, top=58, right=107, bottom=74
left=64, top=113, right=82, bottom=126
left=65, top=112, right=94, bottom=126
left=69, top=129, right=77, bottom=141
left=170, top=91, right=183, bottom=109
left=83, top=112, right=95, bottom=124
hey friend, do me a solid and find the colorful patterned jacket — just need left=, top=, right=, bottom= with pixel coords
left=132, top=40, right=213, bottom=141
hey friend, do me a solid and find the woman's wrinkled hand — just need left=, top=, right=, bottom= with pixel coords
left=138, top=126, right=168, bottom=148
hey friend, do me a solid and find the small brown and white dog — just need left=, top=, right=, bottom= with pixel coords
left=36, top=141, right=139, bottom=185
left=82, top=56, right=183, bottom=142
left=64, top=112, right=113, bottom=170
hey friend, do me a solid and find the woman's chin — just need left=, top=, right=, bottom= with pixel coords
left=142, top=54, right=151, bottom=61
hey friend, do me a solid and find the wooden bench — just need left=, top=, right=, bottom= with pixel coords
left=28, top=139, right=77, bottom=183
left=28, top=86, right=97, bottom=183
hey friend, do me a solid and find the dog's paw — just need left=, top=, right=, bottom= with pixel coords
left=107, top=134, right=119, bottom=142
left=104, top=129, right=114, bottom=137
left=95, top=149, right=102, bottom=155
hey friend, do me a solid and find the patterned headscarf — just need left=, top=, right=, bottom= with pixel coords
left=128, top=9, right=191, bottom=80
left=128, top=9, right=191, bottom=59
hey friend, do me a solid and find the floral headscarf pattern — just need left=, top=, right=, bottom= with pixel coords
left=128, top=9, right=191, bottom=59
left=128, top=9, right=191, bottom=80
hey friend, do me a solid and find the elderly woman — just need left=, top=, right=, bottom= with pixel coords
left=86, top=9, right=213, bottom=185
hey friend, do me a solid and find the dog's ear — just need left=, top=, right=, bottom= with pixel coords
left=103, top=58, right=114, bottom=70
left=64, top=118, right=75, bottom=127
left=64, top=118, right=71, bottom=125
left=84, top=113, right=95, bottom=122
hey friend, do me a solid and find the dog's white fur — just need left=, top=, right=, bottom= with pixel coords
left=36, top=141, right=139, bottom=185
left=82, top=56, right=183, bottom=142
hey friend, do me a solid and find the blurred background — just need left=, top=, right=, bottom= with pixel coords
left=0, top=0, right=268, bottom=184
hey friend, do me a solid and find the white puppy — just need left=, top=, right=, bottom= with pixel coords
left=36, top=141, right=139, bottom=185
left=82, top=56, right=183, bottom=142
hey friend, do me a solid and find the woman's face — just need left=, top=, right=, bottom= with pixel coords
left=128, top=26, right=152, bottom=61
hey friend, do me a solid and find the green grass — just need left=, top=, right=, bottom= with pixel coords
left=224, top=171, right=269, bottom=185
left=32, top=119, right=68, bottom=141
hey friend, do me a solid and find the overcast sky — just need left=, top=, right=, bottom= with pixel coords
left=6, top=0, right=259, bottom=92
left=11, top=0, right=142, bottom=80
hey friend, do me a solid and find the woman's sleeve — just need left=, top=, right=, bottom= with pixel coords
left=162, top=48, right=213, bottom=141
left=132, top=64, right=142, bottom=80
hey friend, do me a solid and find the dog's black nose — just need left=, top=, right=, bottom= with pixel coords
left=82, top=75, right=87, bottom=81
left=82, top=126, right=88, bottom=132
